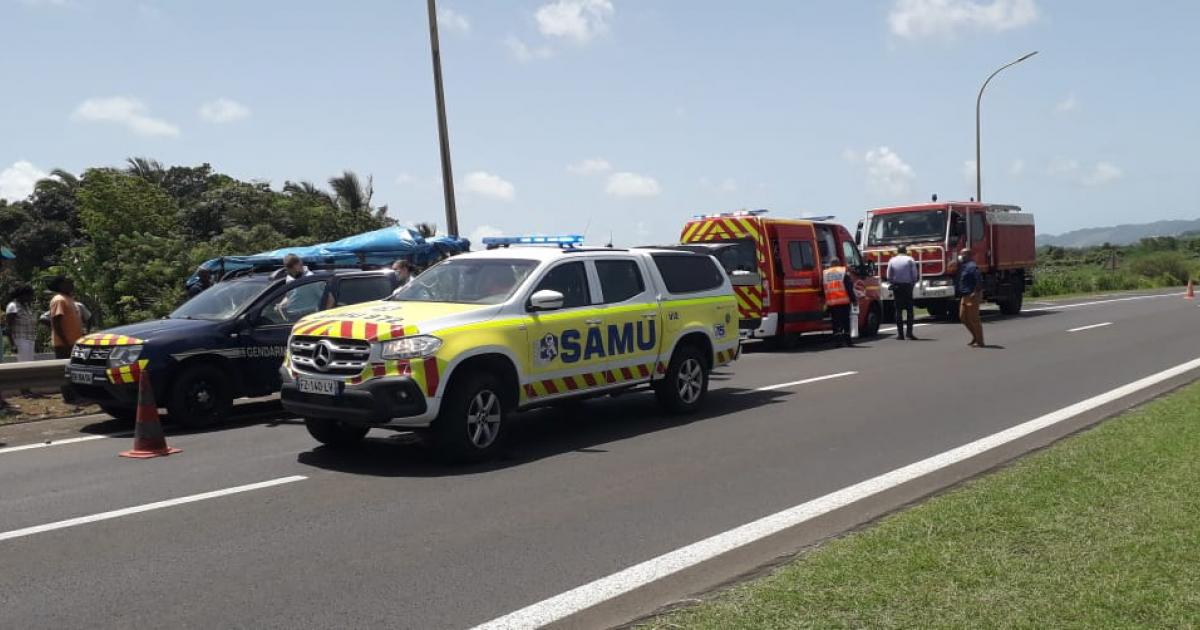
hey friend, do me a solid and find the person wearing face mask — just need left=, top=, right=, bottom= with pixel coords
left=956, top=249, right=985, bottom=347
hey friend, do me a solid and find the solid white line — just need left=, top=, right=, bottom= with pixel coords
left=0, top=434, right=123, bottom=455
left=753, top=371, right=857, bottom=392
left=473, top=356, right=1200, bottom=630
left=879, top=322, right=932, bottom=334
left=1068, top=322, right=1113, bottom=333
left=1025, top=292, right=1181, bottom=313
left=0, top=475, right=307, bottom=543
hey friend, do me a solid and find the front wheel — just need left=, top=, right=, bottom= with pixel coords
left=166, top=363, right=233, bottom=429
left=305, top=417, right=369, bottom=447
left=862, top=303, right=882, bottom=338
left=654, top=345, right=709, bottom=414
left=431, top=371, right=506, bottom=463
left=997, top=291, right=1023, bottom=315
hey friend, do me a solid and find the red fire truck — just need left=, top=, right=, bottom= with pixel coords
left=680, top=210, right=882, bottom=346
left=857, top=201, right=1036, bottom=319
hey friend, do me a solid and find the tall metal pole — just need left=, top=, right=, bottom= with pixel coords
left=976, top=51, right=1038, bottom=202
left=427, top=0, right=459, bottom=236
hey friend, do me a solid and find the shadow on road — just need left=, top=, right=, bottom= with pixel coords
left=296, top=385, right=793, bottom=477
left=74, top=399, right=295, bottom=436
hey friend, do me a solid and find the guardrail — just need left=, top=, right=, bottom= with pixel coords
left=0, top=359, right=68, bottom=392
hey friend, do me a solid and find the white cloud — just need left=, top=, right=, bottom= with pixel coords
left=504, top=35, right=554, bottom=62
left=606, top=172, right=661, bottom=198
left=463, top=171, right=516, bottom=201
left=567, top=158, right=612, bottom=175
left=888, top=0, right=1038, bottom=39
left=535, top=0, right=614, bottom=44
left=1082, top=162, right=1123, bottom=187
left=199, top=98, right=251, bottom=124
left=700, top=177, right=738, bottom=193
left=0, top=160, right=47, bottom=202
left=1010, top=159, right=1025, bottom=176
left=469, top=224, right=504, bottom=248
left=1055, top=93, right=1078, bottom=113
left=395, top=173, right=417, bottom=185
left=72, top=96, right=179, bottom=137
left=1047, top=156, right=1080, bottom=177
left=858, top=146, right=915, bottom=197
left=438, top=7, right=470, bottom=34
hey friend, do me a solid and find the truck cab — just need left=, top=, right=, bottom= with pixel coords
left=859, top=202, right=1035, bottom=318
left=64, top=268, right=398, bottom=427
left=279, top=236, right=739, bottom=462
left=679, top=210, right=882, bottom=346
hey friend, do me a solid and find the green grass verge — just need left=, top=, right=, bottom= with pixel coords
left=643, top=382, right=1200, bottom=629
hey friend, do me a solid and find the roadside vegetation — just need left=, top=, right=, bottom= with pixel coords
left=0, top=159, right=397, bottom=331
left=644, top=381, right=1200, bottom=629
left=1030, top=234, right=1200, bottom=297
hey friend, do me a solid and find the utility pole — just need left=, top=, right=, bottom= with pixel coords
left=976, top=51, right=1038, bottom=202
left=427, top=0, right=459, bottom=236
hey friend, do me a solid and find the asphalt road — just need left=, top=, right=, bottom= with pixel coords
left=1, top=290, right=1197, bottom=629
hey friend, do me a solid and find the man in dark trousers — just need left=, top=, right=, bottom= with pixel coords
left=823, top=257, right=859, bottom=347
left=957, top=249, right=985, bottom=347
left=887, top=244, right=919, bottom=339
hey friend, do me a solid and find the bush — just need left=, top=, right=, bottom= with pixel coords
left=1129, top=252, right=1192, bottom=285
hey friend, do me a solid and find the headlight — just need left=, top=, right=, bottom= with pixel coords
left=380, top=336, right=442, bottom=360
left=107, top=345, right=143, bottom=368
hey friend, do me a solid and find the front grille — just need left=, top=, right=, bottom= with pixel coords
left=290, top=336, right=371, bottom=376
left=71, top=346, right=111, bottom=367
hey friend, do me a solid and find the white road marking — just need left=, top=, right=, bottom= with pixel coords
left=1068, top=322, right=1113, bottom=333
left=0, top=476, right=307, bottom=543
left=879, top=322, right=932, bottom=334
left=1025, top=292, right=1181, bottom=312
left=473, top=356, right=1200, bottom=630
left=0, top=434, right=125, bottom=455
left=753, top=371, right=857, bottom=392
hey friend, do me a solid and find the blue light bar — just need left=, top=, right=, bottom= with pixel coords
left=481, top=235, right=585, bottom=248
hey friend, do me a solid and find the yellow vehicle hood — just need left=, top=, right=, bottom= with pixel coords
left=293, top=300, right=494, bottom=341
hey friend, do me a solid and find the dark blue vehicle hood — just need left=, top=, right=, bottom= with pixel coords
left=100, top=318, right=227, bottom=342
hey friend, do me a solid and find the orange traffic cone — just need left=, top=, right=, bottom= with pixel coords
left=120, top=369, right=181, bottom=459
left=1187, top=279, right=1195, bottom=300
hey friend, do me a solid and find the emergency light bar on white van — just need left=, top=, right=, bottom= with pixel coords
left=692, top=209, right=770, bottom=219
left=481, top=235, right=585, bottom=249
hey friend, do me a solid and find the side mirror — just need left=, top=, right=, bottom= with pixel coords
left=528, top=289, right=565, bottom=311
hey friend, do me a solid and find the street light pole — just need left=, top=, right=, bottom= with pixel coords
left=975, top=51, right=1037, bottom=202
left=427, top=0, right=459, bottom=236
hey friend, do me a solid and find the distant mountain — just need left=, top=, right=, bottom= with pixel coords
left=1037, top=219, right=1200, bottom=248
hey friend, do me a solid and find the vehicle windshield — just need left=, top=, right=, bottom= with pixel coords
left=170, top=278, right=270, bottom=320
left=390, top=258, right=538, bottom=305
left=867, top=210, right=948, bottom=246
left=697, top=239, right=758, bottom=274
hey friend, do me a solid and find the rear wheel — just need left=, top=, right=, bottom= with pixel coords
left=305, top=417, right=369, bottom=447
left=654, top=345, right=709, bottom=414
left=997, top=291, right=1024, bottom=315
left=863, top=303, right=882, bottom=338
left=431, top=371, right=506, bottom=463
left=98, top=404, right=137, bottom=424
left=166, top=364, right=233, bottom=429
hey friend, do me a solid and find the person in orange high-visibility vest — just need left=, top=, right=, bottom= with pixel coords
left=823, top=258, right=858, bottom=347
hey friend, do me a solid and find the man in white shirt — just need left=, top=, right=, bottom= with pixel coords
left=886, top=244, right=919, bottom=340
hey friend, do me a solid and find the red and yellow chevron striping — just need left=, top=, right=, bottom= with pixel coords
left=522, top=361, right=661, bottom=400
left=107, top=359, right=149, bottom=385
left=78, top=334, right=144, bottom=347
left=292, top=319, right=413, bottom=342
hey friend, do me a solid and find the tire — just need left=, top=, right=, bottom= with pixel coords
left=431, top=371, right=507, bottom=463
left=99, top=404, right=137, bottom=424
left=928, top=300, right=960, bottom=321
left=863, top=303, right=882, bottom=338
left=998, top=291, right=1023, bottom=316
left=166, top=363, right=233, bottom=429
left=305, top=417, right=369, bottom=447
left=654, top=344, right=709, bottom=414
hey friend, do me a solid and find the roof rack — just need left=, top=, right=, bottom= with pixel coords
left=482, top=235, right=585, bottom=249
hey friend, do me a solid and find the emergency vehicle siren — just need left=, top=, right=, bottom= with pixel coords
left=119, top=369, right=181, bottom=459
left=482, top=235, right=584, bottom=249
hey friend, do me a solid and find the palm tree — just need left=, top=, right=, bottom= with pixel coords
left=328, top=171, right=373, bottom=212
left=125, top=157, right=166, bottom=184
left=283, top=180, right=334, bottom=206
left=413, top=222, right=437, bottom=238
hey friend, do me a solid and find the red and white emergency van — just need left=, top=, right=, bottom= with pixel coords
left=679, top=210, right=882, bottom=346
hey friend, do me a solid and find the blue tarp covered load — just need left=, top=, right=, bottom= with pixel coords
left=196, top=227, right=470, bottom=280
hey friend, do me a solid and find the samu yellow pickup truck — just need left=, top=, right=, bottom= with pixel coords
left=279, top=236, right=740, bottom=462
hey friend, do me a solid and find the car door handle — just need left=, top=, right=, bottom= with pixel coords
left=585, top=318, right=602, bottom=326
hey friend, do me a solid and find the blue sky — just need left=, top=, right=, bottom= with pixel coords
left=2, top=0, right=1197, bottom=244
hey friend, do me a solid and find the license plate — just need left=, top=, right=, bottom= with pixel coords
left=297, top=377, right=340, bottom=396
left=69, top=369, right=94, bottom=385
